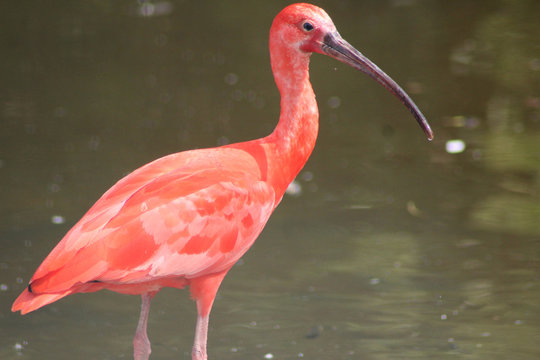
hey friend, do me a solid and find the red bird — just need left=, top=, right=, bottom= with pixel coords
left=13, top=3, right=433, bottom=360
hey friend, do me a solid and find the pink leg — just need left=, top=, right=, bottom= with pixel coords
left=133, top=292, right=156, bottom=360
left=192, top=315, right=209, bottom=360
left=189, top=271, right=229, bottom=360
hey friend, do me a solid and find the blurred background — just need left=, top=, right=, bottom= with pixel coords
left=1, top=0, right=539, bottom=359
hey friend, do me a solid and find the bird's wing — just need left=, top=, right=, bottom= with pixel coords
left=27, top=147, right=275, bottom=294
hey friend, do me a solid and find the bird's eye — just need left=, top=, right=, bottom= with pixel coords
left=302, top=21, right=314, bottom=32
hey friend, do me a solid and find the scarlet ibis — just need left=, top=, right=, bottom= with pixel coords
left=12, top=3, right=433, bottom=360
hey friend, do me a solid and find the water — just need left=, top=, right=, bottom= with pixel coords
left=1, top=1, right=540, bottom=359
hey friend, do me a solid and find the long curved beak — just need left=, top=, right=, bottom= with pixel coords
left=321, top=32, right=434, bottom=141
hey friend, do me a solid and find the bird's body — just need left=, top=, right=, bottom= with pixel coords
left=13, top=3, right=432, bottom=360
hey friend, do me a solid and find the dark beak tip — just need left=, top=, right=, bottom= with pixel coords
left=323, top=32, right=435, bottom=143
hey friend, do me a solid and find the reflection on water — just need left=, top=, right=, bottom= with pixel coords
left=1, top=1, right=539, bottom=359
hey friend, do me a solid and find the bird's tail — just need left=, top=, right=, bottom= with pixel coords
left=11, top=288, right=71, bottom=315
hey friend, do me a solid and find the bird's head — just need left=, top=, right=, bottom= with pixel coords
left=271, top=3, right=434, bottom=140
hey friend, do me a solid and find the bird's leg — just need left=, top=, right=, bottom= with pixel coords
left=133, top=292, right=156, bottom=360
left=192, top=314, right=209, bottom=360
left=189, top=271, right=229, bottom=360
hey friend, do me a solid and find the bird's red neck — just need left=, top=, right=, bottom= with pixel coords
left=229, top=22, right=320, bottom=204
left=263, top=28, right=319, bottom=199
